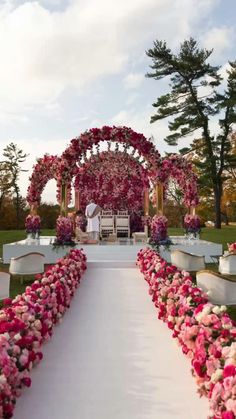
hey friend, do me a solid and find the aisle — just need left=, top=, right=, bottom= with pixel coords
left=14, top=268, right=209, bottom=419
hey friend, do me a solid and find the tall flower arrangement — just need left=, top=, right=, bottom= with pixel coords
left=137, top=248, right=236, bottom=418
left=149, top=215, right=171, bottom=249
left=184, top=214, right=201, bottom=237
left=0, top=249, right=87, bottom=418
left=25, top=215, right=41, bottom=234
left=228, top=242, right=236, bottom=254
left=55, top=216, right=74, bottom=245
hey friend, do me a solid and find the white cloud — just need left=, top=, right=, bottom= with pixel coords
left=123, top=73, right=144, bottom=89
left=202, top=26, right=235, bottom=60
left=0, top=0, right=218, bottom=114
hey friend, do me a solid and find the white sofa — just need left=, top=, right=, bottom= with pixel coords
left=170, top=249, right=205, bottom=272
left=196, top=270, right=236, bottom=305
left=219, top=253, right=236, bottom=275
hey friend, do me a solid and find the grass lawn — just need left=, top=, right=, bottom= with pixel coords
left=0, top=226, right=235, bottom=317
left=168, top=225, right=236, bottom=251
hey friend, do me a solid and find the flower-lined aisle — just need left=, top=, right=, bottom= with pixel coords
left=0, top=249, right=86, bottom=418
left=137, top=248, right=236, bottom=419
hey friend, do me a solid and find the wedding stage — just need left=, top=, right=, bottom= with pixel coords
left=14, top=266, right=209, bottom=419
left=3, top=236, right=222, bottom=265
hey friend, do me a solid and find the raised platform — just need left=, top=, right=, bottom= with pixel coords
left=3, top=237, right=144, bottom=266
left=3, top=236, right=223, bottom=265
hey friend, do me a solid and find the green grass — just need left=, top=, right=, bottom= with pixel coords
left=168, top=225, right=236, bottom=251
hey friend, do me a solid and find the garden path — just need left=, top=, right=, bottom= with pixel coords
left=14, top=266, right=209, bottom=419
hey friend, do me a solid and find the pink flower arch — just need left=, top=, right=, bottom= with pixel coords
left=154, top=154, right=199, bottom=207
left=74, top=151, right=150, bottom=211
left=26, top=127, right=199, bottom=211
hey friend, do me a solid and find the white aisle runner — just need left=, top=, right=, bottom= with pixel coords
left=14, top=268, right=209, bottom=419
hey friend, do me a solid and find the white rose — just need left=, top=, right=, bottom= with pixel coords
left=211, top=369, right=223, bottom=383
left=212, top=306, right=221, bottom=315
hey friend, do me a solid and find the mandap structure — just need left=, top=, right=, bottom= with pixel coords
left=27, top=126, right=199, bottom=223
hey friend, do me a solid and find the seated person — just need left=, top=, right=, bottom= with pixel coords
left=75, top=210, right=89, bottom=242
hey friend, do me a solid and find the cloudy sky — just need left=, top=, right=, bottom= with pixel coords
left=0, top=0, right=235, bottom=203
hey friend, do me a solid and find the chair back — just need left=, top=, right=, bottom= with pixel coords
left=117, top=210, right=128, bottom=215
left=0, top=272, right=10, bottom=299
left=219, top=254, right=236, bottom=275
left=9, top=252, right=45, bottom=275
left=196, top=270, right=236, bottom=305
left=170, top=249, right=205, bottom=272
left=101, top=210, right=113, bottom=215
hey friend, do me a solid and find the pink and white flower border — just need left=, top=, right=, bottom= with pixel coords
left=137, top=248, right=236, bottom=419
left=0, top=249, right=86, bottom=418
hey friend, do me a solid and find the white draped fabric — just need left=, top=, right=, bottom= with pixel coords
left=85, top=202, right=100, bottom=232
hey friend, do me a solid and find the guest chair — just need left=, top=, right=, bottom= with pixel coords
left=9, top=252, right=45, bottom=284
left=0, top=272, right=10, bottom=299
left=101, top=210, right=113, bottom=215
left=170, top=249, right=205, bottom=272
left=99, top=215, right=115, bottom=238
left=219, top=254, right=236, bottom=275
left=115, top=214, right=130, bottom=238
left=196, top=270, right=236, bottom=305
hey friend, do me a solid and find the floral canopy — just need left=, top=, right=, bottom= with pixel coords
left=27, top=125, right=199, bottom=212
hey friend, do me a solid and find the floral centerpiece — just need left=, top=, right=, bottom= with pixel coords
left=25, top=215, right=41, bottom=238
left=228, top=242, right=236, bottom=254
left=149, top=215, right=172, bottom=250
left=54, top=216, right=75, bottom=246
left=184, top=214, right=201, bottom=238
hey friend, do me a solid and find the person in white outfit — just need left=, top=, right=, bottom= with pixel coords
left=85, top=201, right=101, bottom=241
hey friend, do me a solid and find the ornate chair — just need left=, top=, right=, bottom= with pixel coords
left=219, top=254, right=236, bottom=275
left=101, top=210, right=113, bottom=215
left=99, top=215, right=115, bottom=238
left=117, top=210, right=128, bottom=215
left=170, top=249, right=205, bottom=272
left=0, top=272, right=10, bottom=299
left=9, top=252, right=45, bottom=284
left=196, top=270, right=236, bottom=305
left=115, top=214, right=130, bottom=238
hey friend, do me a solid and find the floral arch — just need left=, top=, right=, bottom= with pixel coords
left=26, top=126, right=199, bottom=217
left=74, top=150, right=150, bottom=212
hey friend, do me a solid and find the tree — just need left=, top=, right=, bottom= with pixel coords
left=146, top=38, right=236, bottom=228
left=0, top=162, right=12, bottom=212
left=2, top=143, right=28, bottom=229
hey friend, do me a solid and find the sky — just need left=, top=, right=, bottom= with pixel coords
left=0, top=0, right=235, bottom=204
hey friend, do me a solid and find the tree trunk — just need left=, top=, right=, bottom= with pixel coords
left=213, top=182, right=222, bottom=229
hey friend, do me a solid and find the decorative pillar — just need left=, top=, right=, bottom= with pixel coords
left=75, top=189, right=80, bottom=211
left=143, top=188, right=149, bottom=216
left=155, top=183, right=164, bottom=215
left=190, top=206, right=196, bottom=215
left=30, top=202, right=38, bottom=215
left=60, top=184, right=68, bottom=216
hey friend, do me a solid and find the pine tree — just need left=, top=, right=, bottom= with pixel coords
left=146, top=38, right=236, bottom=228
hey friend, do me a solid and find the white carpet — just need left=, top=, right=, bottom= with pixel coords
left=14, top=268, right=209, bottom=419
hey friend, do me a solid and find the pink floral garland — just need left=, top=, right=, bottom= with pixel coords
left=0, top=249, right=86, bottom=418
left=137, top=248, right=236, bottom=419
left=155, top=154, right=199, bottom=208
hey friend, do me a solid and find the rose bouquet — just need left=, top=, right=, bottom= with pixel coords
left=184, top=214, right=201, bottom=237
left=149, top=215, right=172, bottom=250
left=25, top=215, right=41, bottom=234
left=55, top=216, right=74, bottom=245
left=228, top=242, right=236, bottom=254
